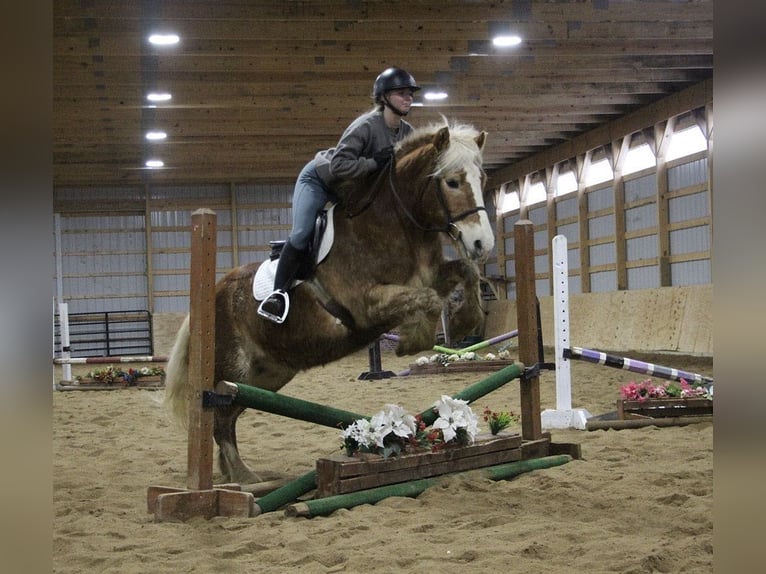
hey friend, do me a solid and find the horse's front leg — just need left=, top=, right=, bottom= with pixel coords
left=364, top=284, right=443, bottom=356
left=433, top=260, right=486, bottom=343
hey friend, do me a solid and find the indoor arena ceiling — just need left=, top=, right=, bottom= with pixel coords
left=53, top=0, right=713, bottom=189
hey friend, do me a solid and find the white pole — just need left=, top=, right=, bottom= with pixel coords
left=541, top=235, right=591, bottom=430
left=59, top=302, right=72, bottom=382
left=54, top=214, right=72, bottom=382
left=552, top=235, right=572, bottom=410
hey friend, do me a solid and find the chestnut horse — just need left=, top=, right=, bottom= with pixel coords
left=165, top=120, right=494, bottom=483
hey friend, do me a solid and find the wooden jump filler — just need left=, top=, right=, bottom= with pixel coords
left=147, top=209, right=254, bottom=521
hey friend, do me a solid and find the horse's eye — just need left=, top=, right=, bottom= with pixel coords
left=445, top=178, right=460, bottom=189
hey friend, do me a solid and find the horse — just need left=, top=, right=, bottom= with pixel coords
left=164, top=119, right=495, bottom=484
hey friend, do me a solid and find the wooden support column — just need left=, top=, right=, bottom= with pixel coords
left=654, top=119, right=675, bottom=286
left=611, top=136, right=630, bottom=291
left=514, top=220, right=543, bottom=441
left=576, top=152, right=592, bottom=293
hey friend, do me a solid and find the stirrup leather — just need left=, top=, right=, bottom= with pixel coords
left=257, top=290, right=290, bottom=324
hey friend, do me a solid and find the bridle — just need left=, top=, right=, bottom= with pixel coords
left=387, top=157, right=486, bottom=242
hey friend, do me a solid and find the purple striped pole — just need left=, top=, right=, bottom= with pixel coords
left=564, top=346, right=713, bottom=385
left=53, top=356, right=168, bottom=364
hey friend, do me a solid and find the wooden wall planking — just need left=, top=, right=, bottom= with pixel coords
left=484, top=284, right=712, bottom=356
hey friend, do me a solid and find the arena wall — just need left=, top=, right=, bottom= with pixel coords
left=484, top=284, right=712, bottom=356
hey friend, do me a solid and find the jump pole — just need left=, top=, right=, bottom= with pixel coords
left=286, top=455, right=572, bottom=518
left=54, top=355, right=168, bottom=364
left=381, top=329, right=519, bottom=357
left=147, top=209, right=254, bottom=521
left=217, top=362, right=524, bottom=430
left=563, top=346, right=714, bottom=387
left=541, top=235, right=592, bottom=430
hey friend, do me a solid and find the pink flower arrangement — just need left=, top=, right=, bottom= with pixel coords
left=620, top=378, right=711, bottom=401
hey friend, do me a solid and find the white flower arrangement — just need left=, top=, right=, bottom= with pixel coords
left=430, top=395, right=479, bottom=444
left=415, top=350, right=512, bottom=366
left=341, top=396, right=480, bottom=458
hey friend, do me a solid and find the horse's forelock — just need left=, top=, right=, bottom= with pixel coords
left=397, top=121, right=483, bottom=177
left=433, top=124, right=483, bottom=177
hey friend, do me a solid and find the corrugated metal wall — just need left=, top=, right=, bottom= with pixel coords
left=495, top=132, right=711, bottom=300
left=53, top=182, right=293, bottom=314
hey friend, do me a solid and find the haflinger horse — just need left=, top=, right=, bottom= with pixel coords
left=165, top=119, right=494, bottom=484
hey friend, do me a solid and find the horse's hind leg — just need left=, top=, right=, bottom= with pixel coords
left=214, top=404, right=262, bottom=484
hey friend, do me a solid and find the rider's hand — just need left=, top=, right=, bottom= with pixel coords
left=372, top=146, right=394, bottom=169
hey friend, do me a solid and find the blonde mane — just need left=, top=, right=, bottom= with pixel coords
left=396, top=118, right=484, bottom=177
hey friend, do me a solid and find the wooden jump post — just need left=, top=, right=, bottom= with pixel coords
left=147, top=209, right=254, bottom=521
left=514, top=220, right=543, bottom=442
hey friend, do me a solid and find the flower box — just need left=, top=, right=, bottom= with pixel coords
left=56, top=375, right=165, bottom=391
left=134, top=375, right=165, bottom=387
left=408, top=359, right=515, bottom=375
left=316, top=432, right=522, bottom=498
left=617, top=397, right=713, bottom=420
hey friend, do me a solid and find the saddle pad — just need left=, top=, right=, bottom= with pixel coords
left=251, top=204, right=336, bottom=301
left=253, top=258, right=279, bottom=301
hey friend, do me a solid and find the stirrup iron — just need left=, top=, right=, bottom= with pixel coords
left=257, top=290, right=290, bottom=324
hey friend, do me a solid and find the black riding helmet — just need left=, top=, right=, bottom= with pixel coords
left=372, top=67, right=421, bottom=103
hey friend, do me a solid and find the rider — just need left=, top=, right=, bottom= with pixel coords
left=257, top=67, right=421, bottom=324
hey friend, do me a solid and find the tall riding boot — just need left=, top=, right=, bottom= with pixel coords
left=257, top=240, right=306, bottom=324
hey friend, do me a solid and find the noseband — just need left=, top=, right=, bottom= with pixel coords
left=388, top=158, right=486, bottom=241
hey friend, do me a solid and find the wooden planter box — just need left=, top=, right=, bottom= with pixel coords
left=133, top=375, right=165, bottom=388
left=316, top=433, right=522, bottom=498
left=617, top=397, right=713, bottom=420
left=56, top=375, right=165, bottom=391
left=408, top=360, right=515, bottom=375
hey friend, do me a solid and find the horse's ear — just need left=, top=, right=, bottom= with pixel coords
left=475, top=131, right=487, bottom=151
left=432, top=126, right=451, bottom=152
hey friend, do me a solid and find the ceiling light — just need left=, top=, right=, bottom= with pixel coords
left=145, top=160, right=164, bottom=168
left=423, top=91, right=448, bottom=101
left=492, top=35, right=522, bottom=47
left=148, top=34, right=179, bottom=46
left=147, top=92, right=172, bottom=102
left=146, top=131, right=167, bottom=141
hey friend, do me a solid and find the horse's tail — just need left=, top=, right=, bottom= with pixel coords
left=163, top=314, right=191, bottom=429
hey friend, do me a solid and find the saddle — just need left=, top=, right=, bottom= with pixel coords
left=253, top=205, right=334, bottom=300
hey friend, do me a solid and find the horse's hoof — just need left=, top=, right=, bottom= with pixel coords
left=226, top=470, right=263, bottom=485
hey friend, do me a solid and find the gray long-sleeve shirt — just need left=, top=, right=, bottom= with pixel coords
left=313, top=109, right=414, bottom=186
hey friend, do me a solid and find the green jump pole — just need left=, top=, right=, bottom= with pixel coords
left=252, top=469, right=318, bottom=516
left=417, top=362, right=525, bottom=425
left=219, top=361, right=523, bottom=430
left=218, top=381, right=369, bottom=429
left=285, top=454, right=572, bottom=518
left=432, top=330, right=519, bottom=355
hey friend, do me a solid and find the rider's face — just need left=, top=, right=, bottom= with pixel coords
left=387, top=88, right=415, bottom=114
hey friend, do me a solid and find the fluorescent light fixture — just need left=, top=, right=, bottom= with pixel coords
left=146, top=131, right=167, bottom=141
left=147, top=92, right=172, bottom=102
left=492, top=35, right=522, bottom=47
left=148, top=33, right=179, bottom=46
left=145, top=160, right=164, bottom=168
left=423, top=91, right=448, bottom=101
